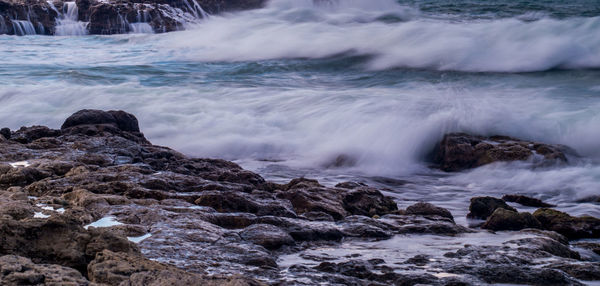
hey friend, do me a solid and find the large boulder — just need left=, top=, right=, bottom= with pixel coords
left=533, top=208, right=600, bottom=240
left=432, top=133, right=570, bottom=171
left=61, top=109, right=140, bottom=132
left=60, top=109, right=148, bottom=143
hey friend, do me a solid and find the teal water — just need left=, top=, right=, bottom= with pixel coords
left=1, top=0, right=599, bottom=218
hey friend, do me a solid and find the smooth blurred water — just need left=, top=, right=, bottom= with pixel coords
left=1, top=0, right=599, bottom=218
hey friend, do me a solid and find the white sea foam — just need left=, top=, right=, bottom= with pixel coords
left=158, top=0, right=600, bottom=72
left=34, top=212, right=50, bottom=218
left=128, top=233, right=152, bottom=243
left=10, top=161, right=31, bottom=168
left=84, top=216, right=123, bottom=229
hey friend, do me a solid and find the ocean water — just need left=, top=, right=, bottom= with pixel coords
left=1, top=0, right=599, bottom=219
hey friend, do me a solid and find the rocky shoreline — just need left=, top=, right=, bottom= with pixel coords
left=0, top=0, right=265, bottom=35
left=0, top=109, right=598, bottom=285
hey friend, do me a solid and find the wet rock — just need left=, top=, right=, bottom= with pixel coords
left=405, top=202, right=454, bottom=222
left=433, top=133, right=570, bottom=171
left=0, top=0, right=57, bottom=35
left=467, top=196, right=516, bottom=220
left=300, top=211, right=335, bottom=221
left=0, top=128, right=10, bottom=139
left=315, top=260, right=438, bottom=285
left=195, top=190, right=296, bottom=217
left=533, top=208, right=600, bottom=240
left=125, top=271, right=264, bottom=286
left=277, top=179, right=348, bottom=220
left=342, top=186, right=398, bottom=217
left=405, top=254, right=430, bottom=266
left=502, top=194, right=555, bottom=207
left=208, top=212, right=257, bottom=229
left=0, top=166, right=51, bottom=186
left=11, top=126, right=61, bottom=144
left=472, top=266, right=582, bottom=285
left=278, top=178, right=397, bottom=220
left=0, top=214, right=138, bottom=274
left=381, top=214, right=470, bottom=236
left=255, top=216, right=344, bottom=242
left=0, top=198, right=34, bottom=220
left=573, top=242, right=600, bottom=256
left=482, top=208, right=541, bottom=231
left=508, top=237, right=580, bottom=259
left=0, top=255, right=89, bottom=285
left=549, top=262, right=600, bottom=281
left=239, top=224, right=295, bottom=250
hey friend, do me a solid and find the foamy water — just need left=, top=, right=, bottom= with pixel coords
left=1, top=0, right=599, bottom=218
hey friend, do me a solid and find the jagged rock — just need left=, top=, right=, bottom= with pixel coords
left=467, top=196, right=516, bottom=220
left=433, top=133, right=571, bottom=171
left=549, top=262, right=600, bottom=281
left=1, top=0, right=268, bottom=36
left=239, top=224, right=295, bottom=250
left=482, top=208, right=541, bottom=231
left=405, top=202, right=454, bottom=222
left=502, top=194, right=555, bottom=207
left=0, top=0, right=57, bottom=35
left=0, top=214, right=138, bottom=273
left=0, top=255, right=90, bottom=285
left=533, top=208, right=600, bottom=240
left=342, top=186, right=398, bottom=217
left=11, top=126, right=61, bottom=144
left=277, top=178, right=397, bottom=220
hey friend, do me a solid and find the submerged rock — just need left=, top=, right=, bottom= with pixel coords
left=432, top=133, right=571, bottom=171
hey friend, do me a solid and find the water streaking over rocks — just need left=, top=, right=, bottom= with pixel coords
left=0, top=0, right=599, bottom=285
left=0, top=109, right=598, bottom=285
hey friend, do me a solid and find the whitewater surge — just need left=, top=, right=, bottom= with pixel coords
left=160, top=0, right=600, bottom=72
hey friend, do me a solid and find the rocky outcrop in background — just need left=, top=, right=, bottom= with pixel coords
left=0, top=0, right=266, bottom=35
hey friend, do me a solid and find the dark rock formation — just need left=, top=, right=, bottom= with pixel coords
left=405, top=202, right=454, bottom=222
left=482, top=208, right=541, bottom=231
left=0, top=0, right=267, bottom=36
left=239, top=224, right=295, bottom=250
left=533, top=208, right=600, bottom=240
left=467, top=196, right=516, bottom=220
left=432, top=133, right=571, bottom=171
left=0, top=0, right=57, bottom=35
left=0, top=255, right=89, bottom=285
left=502, top=194, right=555, bottom=207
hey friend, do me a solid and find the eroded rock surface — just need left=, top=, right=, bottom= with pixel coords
left=432, top=133, right=572, bottom=171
